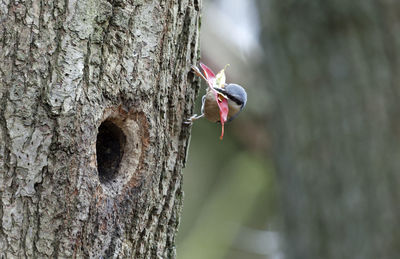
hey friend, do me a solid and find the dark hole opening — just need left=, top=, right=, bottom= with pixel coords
left=96, top=120, right=126, bottom=183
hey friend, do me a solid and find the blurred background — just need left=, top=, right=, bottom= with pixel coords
left=177, top=0, right=280, bottom=258
left=179, top=0, right=400, bottom=259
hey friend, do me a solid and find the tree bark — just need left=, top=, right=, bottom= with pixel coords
left=259, top=1, right=400, bottom=258
left=0, top=0, right=200, bottom=257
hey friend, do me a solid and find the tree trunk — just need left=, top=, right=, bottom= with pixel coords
left=259, top=1, right=400, bottom=259
left=0, top=0, right=200, bottom=257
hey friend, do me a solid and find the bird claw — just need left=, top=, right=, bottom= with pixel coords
left=184, top=114, right=204, bottom=125
left=184, top=119, right=193, bottom=125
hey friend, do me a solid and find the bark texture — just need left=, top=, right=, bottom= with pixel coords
left=0, top=0, right=200, bottom=257
left=259, top=1, right=400, bottom=259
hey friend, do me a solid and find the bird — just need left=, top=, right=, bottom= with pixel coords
left=187, top=83, right=247, bottom=124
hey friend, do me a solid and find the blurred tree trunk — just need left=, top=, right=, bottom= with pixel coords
left=259, top=1, right=400, bottom=258
left=0, top=0, right=200, bottom=257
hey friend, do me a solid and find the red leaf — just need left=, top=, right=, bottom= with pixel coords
left=196, top=62, right=230, bottom=140
left=200, top=63, right=219, bottom=97
left=200, top=63, right=216, bottom=81
left=217, top=97, right=229, bottom=140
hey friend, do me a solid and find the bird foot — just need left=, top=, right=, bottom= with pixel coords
left=184, top=114, right=204, bottom=125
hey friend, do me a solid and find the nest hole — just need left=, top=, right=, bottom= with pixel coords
left=96, top=120, right=126, bottom=183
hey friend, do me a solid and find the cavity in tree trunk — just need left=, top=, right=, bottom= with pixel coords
left=0, top=0, right=200, bottom=257
left=259, top=1, right=400, bottom=258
